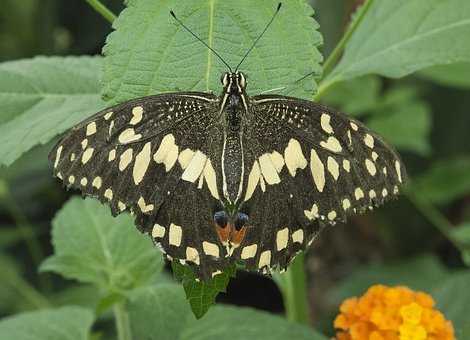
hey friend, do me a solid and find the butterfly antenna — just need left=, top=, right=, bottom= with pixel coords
left=170, top=10, right=233, bottom=73
left=234, top=2, right=282, bottom=72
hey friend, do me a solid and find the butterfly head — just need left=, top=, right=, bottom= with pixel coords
left=221, top=71, right=247, bottom=95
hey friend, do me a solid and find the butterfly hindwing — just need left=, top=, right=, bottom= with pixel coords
left=234, top=95, right=406, bottom=273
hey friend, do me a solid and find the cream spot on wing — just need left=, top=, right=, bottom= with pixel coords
left=80, top=177, right=88, bottom=186
left=104, top=188, right=113, bottom=200
left=202, top=158, right=219, bottom=199
left=86, top=122, right=97, bottom=136
left=320, top=113, right=333, bottom=134
left=259, top=153, right=281, bottom=185
left=70, top=153, right=75, bottom=161
left=270, top=151, right=285, bottom=173
left=154, top=134, right=179, bottom=172
left=350, top=122, right=359, bottom=131
left=54, top=146, right=63, bottom=168
left=137, top=196, right=153, bottom=213
left=327, top=156, right=340, bottom=181
left=369, top=190, right=377, bottom=199
left=292, top=229, right=303, bottom=243
left=118, top=201, right=126, bottom=211
left=81, top=148, right=94, bottom=164
left=92, top=177, right=102, bottom=189
left=104, top=111, right=113, bottom=120
left=394, top=185, right=399, bottom=194
left=355, top=188, right=364, bottom=200
left=342, top=198, right=351, bottom=210
left=304, top=203, right=319, bottom=220
left=108, top=149, right=116, bottom=162
left=276, top=228, right=289, bottom=251
left=133, top=142, right=152, bottom=185
left=320, top=136, right=342, bottom=153
left=245, top=161, right=261, bottom=201
left=284, top=138, right=307, bottom=177
left=119, top=128, right=142, bottom=143
left=68, top=175, right=75, bottom=184
left=81, top=139, right=88, bottom=150
left=108, top=120, right=114, bottom=136
left=383, top=167, right=388, bottom=175
left=372, top=151, right=379, bottom=161
left=365, top=159, right=377, bottom=176
left=119, top=148, right=133, bottom=171
left=186, top=247, right=200, bottom=265
left=57, top=172, right=63, bottom=179
left=152, top=223, right=165, bottom=238
left=347, top=130, right=352, bottom=145
left=258, top=250, right=271, bottom=268
left=395, top=160, right=402, bottom=183
left=169, top=223, right=182, bottom=246
left=203, top=241, right=219, bottom=257
left=130, top=106, right=144, bottom=125
left=343, top=159, right=351, bottom=172
left=382, top=188, right=388, bottom=197
left=259, top=175, right=266, bottom=192
left=310, top=150, right=325, bottom=192
left=364, top=134, right=374, bottom=149
left=181, top=150, right=207, bottom=183
left=211, top=270, right=222, bottom=278
left=178, top=148, right=194, bottom=170
left=241, top=244, right=257, bottom=259
left=328, top=210, right=337, bottom=221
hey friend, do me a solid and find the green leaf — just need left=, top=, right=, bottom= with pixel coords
left=0, top=306, right=94, bottom=340
left=103, top=0, right=322, bottom=104
left=410, top=157, right=470, bottom=204
left=128, top=283, right=328, bottom=340
left=328, top=255, right=450, bottom=306
left=171, top=261, right=236, bottom=319
left=320, top=75, right=381, bottom=116
left=325, top=0, right=470, bottom=85
left=40, top=197, right=163, bottom=294
left=366, top=100, right=431, bottom=156
left=0, top=56, right=105, bottom=166
left=432, top=271, right=470, bottom=339
left=450, top=222, right=470, bottom=266
left=419, top=62, right=470, bottom=89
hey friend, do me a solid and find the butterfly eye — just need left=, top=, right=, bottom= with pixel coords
left=220, top=73, right=229, bottom=86
left=214, top=211, right=229, bottom=228
left=238, top=73, right=247, bottom=88
left=234, top=212, right=249, bottom=231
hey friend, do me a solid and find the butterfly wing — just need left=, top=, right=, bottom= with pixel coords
left=49, top=92, right=230, bottom=279
left=233, top=94, right=406, bottom=273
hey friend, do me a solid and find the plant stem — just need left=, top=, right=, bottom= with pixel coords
left=315, top=0, right=375, bottom=100
left=9, top=274, right=51, bottom=309
left=278, top=253, right=310, bottom=325
left=405, top=191, right=463, bottom=252
left=114, top=302, right=132, bottom=340
left=85, top=0, right=117, bottom=23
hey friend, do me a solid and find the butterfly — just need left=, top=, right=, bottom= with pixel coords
left=49, top=3, right=406, bottom=280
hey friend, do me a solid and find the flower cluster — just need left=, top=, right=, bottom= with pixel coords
left=334, top=285, right=454, bottom=340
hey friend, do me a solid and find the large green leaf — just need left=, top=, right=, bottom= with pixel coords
left=128, top=283, right=328, bottom=340
left=40, top=197, right=163, bottom=294
left=449, top=222, right=470, bottom=266
left=0, top=306, right=94, bottom=340
left=0, top=56, right=105, bottom=167
left=325, top=0, right=470, bottom=86
left=103, top=0, right=322, bottom=104
left=410, top=157, right=470, bottom=204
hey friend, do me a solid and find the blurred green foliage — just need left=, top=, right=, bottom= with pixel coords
left=0, top=0, right=469, bottom=339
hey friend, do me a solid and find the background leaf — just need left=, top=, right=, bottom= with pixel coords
left=419, top=62, right=470, bottom=89
left=128, top=283, right=328, bottom=340
left=40, top=197, right=163, bottom=293
left=0, top=306, right=94, bottom=340
left=325, top=0, right=470, bottom=84
left=103, top=0, right=323, bottom=104
left=0, top=56, right=105, bottom=166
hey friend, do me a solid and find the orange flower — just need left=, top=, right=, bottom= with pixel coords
left=334, top=285, right=455, bottom=340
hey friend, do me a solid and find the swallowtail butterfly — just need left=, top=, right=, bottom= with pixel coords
left=49, top=3, right=406, bottom=280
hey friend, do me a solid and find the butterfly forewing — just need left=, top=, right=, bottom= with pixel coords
left=232, top=95, right=406, bottom=272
